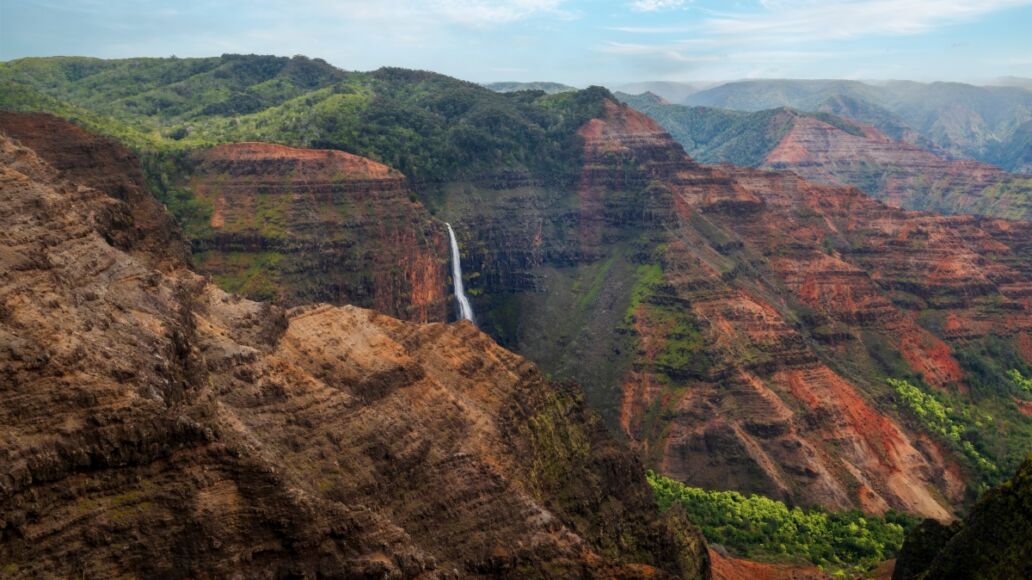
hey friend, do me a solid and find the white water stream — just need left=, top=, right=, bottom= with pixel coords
left=445, top=222, right=475, bottom=323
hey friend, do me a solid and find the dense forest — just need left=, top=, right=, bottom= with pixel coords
left=0, top=55, right=609, bottom=188
left=648, top=471, right=917, bottom=576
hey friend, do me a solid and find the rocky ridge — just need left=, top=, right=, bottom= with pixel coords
left=762, top=114, right=1032, bottom=220
left=615, top=95, right=1032, bottom=221
left=0, top=115, right=709, bottom=577
left=461, top=99, right=1032, bottom=520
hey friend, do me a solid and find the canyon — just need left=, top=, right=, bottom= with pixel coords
left=0, top=114, right=709, bottom=577
left=451, top=99, right=1032, bottom=519
left=3, top=55, right=1032, bottom=575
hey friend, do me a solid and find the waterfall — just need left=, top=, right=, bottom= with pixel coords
left=445, top=222, right=475, bottom=323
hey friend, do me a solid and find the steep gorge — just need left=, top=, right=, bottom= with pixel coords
left=5, top=58, right=1032, bottom=532
left=450, top=99, right=1032, bottom=521
left=0, top=114, right=710, bottom=577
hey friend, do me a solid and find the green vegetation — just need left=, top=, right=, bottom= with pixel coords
left=200, top=251, right=285, bottom=302
left=1010, top=370, right=1032, bottom=394
left=483, top=81, right=578, bottom=94
left=159, top=188, right=214, bottom=237
left=616, top=94, right=788, bottom=166
left=889, top=378, right=997, bottom=476
left=0, top=55, right=611, bottom=188
left=648, top=471, right=917, bottom=576
left=626, top=263, right=664, bottom=323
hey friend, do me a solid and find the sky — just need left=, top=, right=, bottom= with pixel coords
left=2, top=0, right=1032, bottom=86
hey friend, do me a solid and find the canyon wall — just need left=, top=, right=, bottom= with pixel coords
left=449, top=99, right=1032, bottom=520
left=762, top=114, right=1032, bottom=221
left=0, top=117, right=709, bottom=578
left=187, top=142, right=448, bottom=322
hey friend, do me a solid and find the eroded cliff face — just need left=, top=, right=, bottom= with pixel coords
left=762, top=114, right=1032, bottom=221
left=188, top=141, right=448, bottom=322
left=458, top=99, right=1032, bottom=521
left=0, top=111, right=189, bottom=269
left=0, top=124, right=709, bottom=577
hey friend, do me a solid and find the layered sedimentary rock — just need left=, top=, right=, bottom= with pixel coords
left=0, top=124, right=710, bottom=577
left=516, top=99, right=1032, bottom=520
left=0, top=111, right=189, bottom=269
left=406, top=98, right=1032, bottom=522
left=762, top=114, right=1032, bottom=220
left=188, top=142, right=448, bottom=322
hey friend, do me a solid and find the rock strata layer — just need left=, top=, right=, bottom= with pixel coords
left=189, top=141, right=448, bottom=322
left=0, top=117, right=708, bottom=578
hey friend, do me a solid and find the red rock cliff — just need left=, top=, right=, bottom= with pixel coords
left=762, top=114, right=1032, bottom=220
left=0, top=123, right=709, bottom=577
left=579, top=101, right=1031, bottom=520
left=188, top=141, right=448, bottom=322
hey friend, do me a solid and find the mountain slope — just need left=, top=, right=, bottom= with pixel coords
left=586, top=104, right=1032, bottom=507
left=763, top=114, right=1032, bottom=220
left=0, top=114, right=709, bottom=578
left=682, top=79, right=1032, bottom=169
left=484, top=81, right=578, bottom=94
left=619, top=94, right=1032, bottom=220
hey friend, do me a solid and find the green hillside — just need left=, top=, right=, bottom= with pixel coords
left=0, top=55, right=608, bottom=186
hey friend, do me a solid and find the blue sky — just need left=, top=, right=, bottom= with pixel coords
left=2, top=0, right=1031, bottom=85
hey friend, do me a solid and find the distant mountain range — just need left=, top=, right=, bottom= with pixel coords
left=629, top=79, right=1032, bottom=173
left=611, top=81, right=718, bottom=104
left=619, top=91, right=1032, bottom=220
left=482, top=81, right=577, bottom=94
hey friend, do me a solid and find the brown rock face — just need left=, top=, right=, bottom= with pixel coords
left=0, top=126, right=708, bottom=576
left=564, top=101, right=1032, bottom=519
left=0, top=111, right=189, bottom=269
left=188, top=141, right=448, bottom=322
left=762, top=115, right=1032, bottom=220
left=709, top=549, right=832, bottom=580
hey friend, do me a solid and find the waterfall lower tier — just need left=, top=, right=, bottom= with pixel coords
left=445, top=222, right=475, bottom=323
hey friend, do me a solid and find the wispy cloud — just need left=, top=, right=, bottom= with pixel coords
left=432, top=0, right=573, bottom=26
left=704, top=0, right=1032, bottom=40
left=629, top=0, right=687, bottom=12
left=595, top=0, right=1032, bottom=81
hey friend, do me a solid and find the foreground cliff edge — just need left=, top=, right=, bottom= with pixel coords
left=893, top=454, right=1032, bottom=580
left=0, top=117, right=708, bottom=577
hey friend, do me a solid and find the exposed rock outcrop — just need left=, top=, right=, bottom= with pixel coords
left=0, top=111, right=189, bottom=269
left=486, top=99, right=1032, bottom=520
left=0, top=120, right=709, bottom=577
left=188, top=141, right=448, bottom=322
left=762, top=114, right=1032, bottom=221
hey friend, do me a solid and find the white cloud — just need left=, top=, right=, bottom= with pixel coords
left=433, top=0, right=571, bottom=26
left=705, top=0, right=1032, bottom=40
left=629, top=0, right=686, bottom=12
